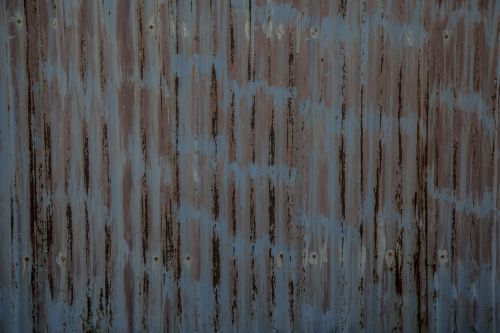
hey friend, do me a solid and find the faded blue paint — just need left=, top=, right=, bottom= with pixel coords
left=1, top=0, right=500, bottom=332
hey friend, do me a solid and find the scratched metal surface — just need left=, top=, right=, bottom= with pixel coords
left=0, top=0, right=499, bottom=332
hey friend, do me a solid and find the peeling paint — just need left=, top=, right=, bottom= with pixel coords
left=0, top=0, right=499, bottom=332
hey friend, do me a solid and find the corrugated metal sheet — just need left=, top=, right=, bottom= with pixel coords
left=1, top=0, right=499, bottom=332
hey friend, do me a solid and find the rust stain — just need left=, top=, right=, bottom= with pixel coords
left=1, top=1, right=499, bottom=332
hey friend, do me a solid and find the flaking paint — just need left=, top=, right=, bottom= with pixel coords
left=0, top=0, right=499, bottom=332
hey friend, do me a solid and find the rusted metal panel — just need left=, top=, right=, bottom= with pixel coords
left=0, top=0, right=499, bottom=332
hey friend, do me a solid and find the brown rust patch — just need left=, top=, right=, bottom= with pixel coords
left=229, top=92, right=237, bottom=162
left=210, top=65, right=218, bottom=141
left=230, top=178, right=237, bottom=236
left=66, top=204, right=74, bottom=305
left=288, top=279, right=295, bottom=328
left=102, top=123, right=110, bottom=209
left=228, top=0, right=235, bottom=67
left=268, top=180, right=275, bottom=244
left=268, top=249, right=276, bottom=322
left=99, top=36, right=107, bottom=91
left=83, top=122, right=89, bottom=193
left=231, top=255, right=239, bottom=325
left=250, top=96, right=256, bottom=163
left=249, top=179, right=256, bottom=242
left=212, top=229, right=220, bottom=331
left=137, top=0, right=145, bottom=80
left=118, top=82, right=135, bottom=146
left=116, top=0, right=135, bottom=76
left=174, top=75, right=180, bottom=207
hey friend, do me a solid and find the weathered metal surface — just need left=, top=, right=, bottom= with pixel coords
left=0, top=0, right=499, bottom=332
